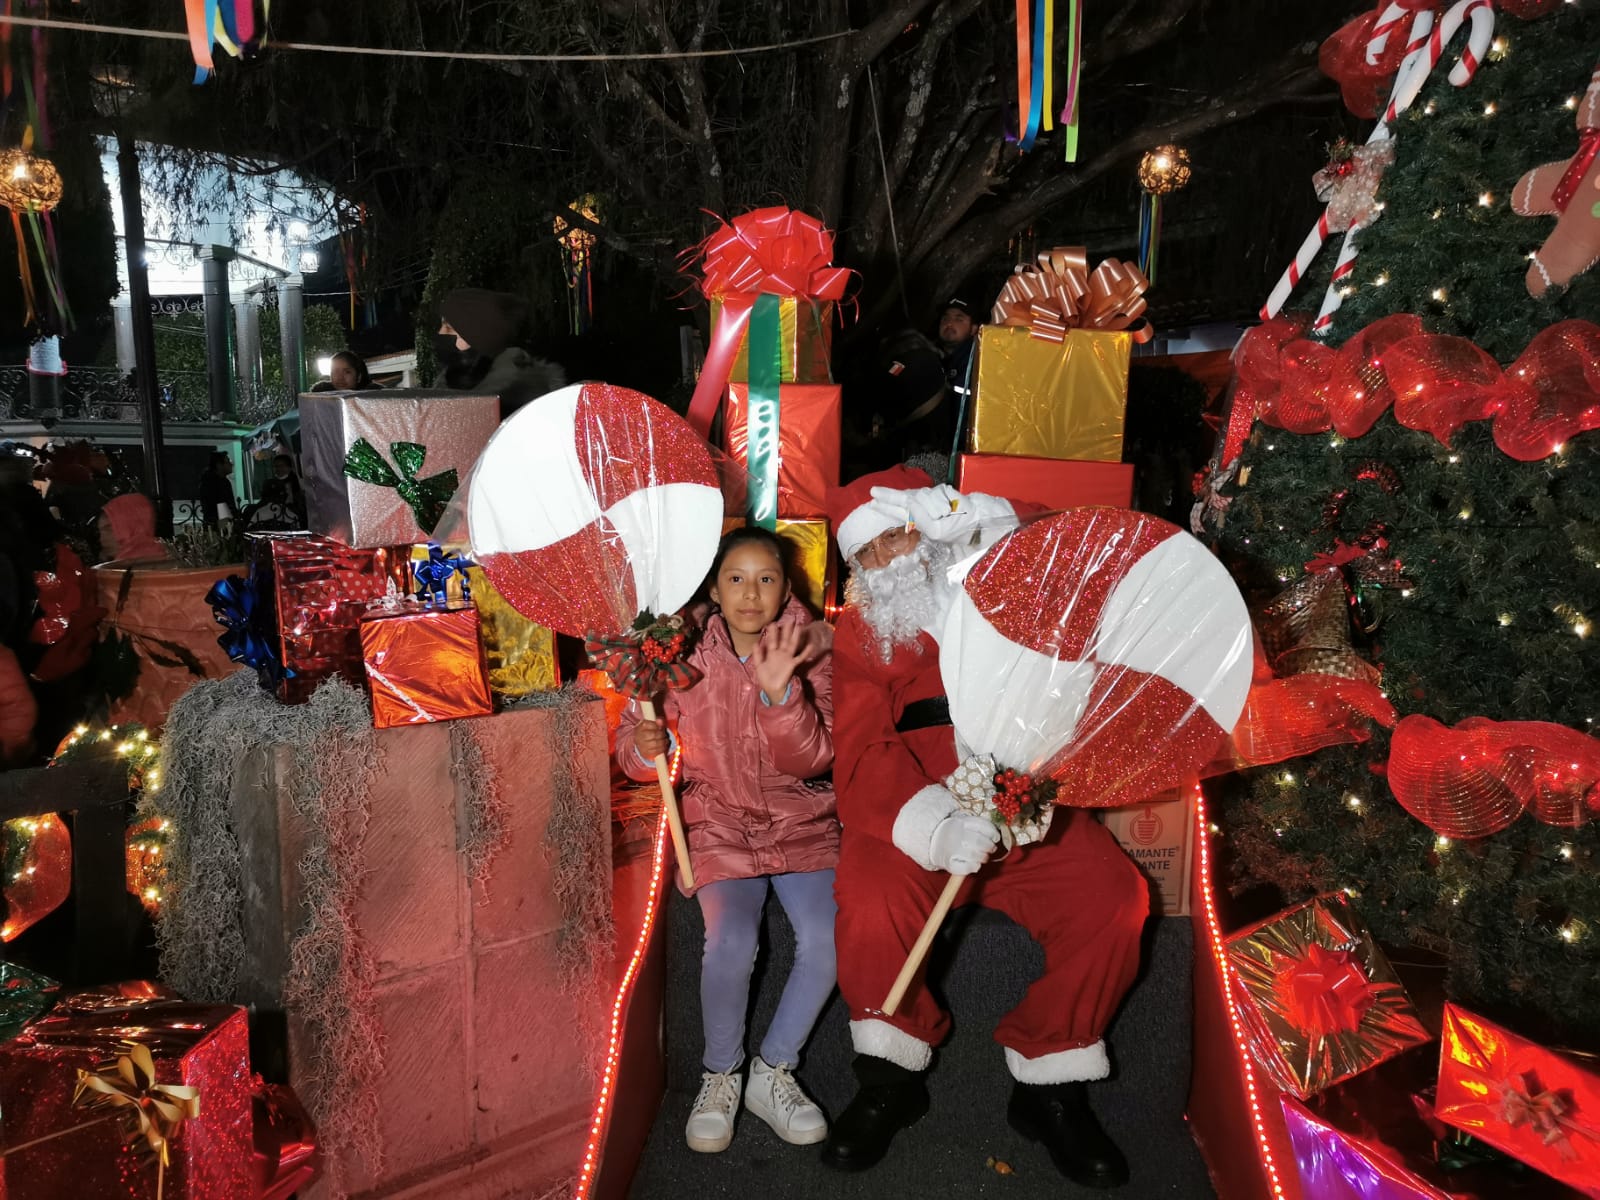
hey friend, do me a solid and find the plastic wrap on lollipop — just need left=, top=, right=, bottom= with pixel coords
left=452, top=382, right=728, bottom=637
left=939, top=507, right=1252, bottom=809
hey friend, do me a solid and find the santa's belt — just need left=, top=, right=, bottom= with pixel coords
left=896, top=697, right=952, bottom=733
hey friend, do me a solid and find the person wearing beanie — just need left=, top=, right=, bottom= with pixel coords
left=437, top=288, right=566, bottom=418
left=819, top=465, right=1146, bottom=1189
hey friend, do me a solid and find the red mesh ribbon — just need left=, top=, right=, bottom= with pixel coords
left=1318, top=2, right=1441, bottom=119
left=683, top=206, right=852, bottom=434
left=1498, top=0, right=1563, bottom=18
left=1224, top=318, right=1600, bottom=466
left=1387, top=715, right=1600, bottom=838
left=1222, top=676, right=1397, bottom=771
left=1276, top=942, right=1380, bottom=1039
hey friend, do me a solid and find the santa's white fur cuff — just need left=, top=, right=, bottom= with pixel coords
left=891, top=783, right=961, bottom=871
left=850, top=1019, right=933, bottom=1072
left=1004, top=1041, right=1111, bottom=1084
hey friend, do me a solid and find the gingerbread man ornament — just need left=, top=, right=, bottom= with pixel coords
left=1513, top=59, right=1600, bottom=298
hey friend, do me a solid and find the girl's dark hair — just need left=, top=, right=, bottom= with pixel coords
left=209, top=451, right=231, bottom=470
left=332, top=350, right=375, bottom=388
left=700, top=525, right=789, bottom=601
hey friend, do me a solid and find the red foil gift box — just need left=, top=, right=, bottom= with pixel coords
left=957, top=454, right=1134, bottom=511
left=1225, top=892, right=1430, bottom=1099
left=358, top=599, right=493, bottom=729
left=248, top=532, right=400, bottom=704
left=722, top=383, right=841, bottom=518
left=0, top=986, right=252, bottom=1200
left=1436, top=1003, right=1600, bottom=1196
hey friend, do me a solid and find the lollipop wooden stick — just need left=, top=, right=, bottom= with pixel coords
left=882, top=874, right=962, bottom=1016
left=641, top=698, right=695, bottom=890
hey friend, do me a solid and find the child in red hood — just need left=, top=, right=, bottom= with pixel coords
left=617, top=526, right=837, bottom=1157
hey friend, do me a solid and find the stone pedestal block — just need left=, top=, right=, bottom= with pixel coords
left=231, top=700, right=612, bottom=1198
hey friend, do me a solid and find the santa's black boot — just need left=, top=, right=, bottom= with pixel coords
left=1007, top=1080, right=1129, bottom=1189
left=819, top=1054, right=930, bottom=1172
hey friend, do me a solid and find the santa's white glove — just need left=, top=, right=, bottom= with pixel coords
left=869, top=483, right=980, bottom=545
left=927, top=813, right=1001, bottom=876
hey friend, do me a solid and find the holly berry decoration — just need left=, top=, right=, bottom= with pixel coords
left=641, top=629, right=687, bottom=665
left=1512, top=59, right=1600, bottom=297
left=992, top=767, right=1058, bottom=825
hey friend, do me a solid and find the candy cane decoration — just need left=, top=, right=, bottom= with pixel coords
left=1259, top=3, right=1435, bottom=320
left=1311, top=0, right=1494, bottom=334
left=1259, top=0, right=1493, bottom=325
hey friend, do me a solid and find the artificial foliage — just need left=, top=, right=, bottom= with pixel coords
left=1215, top=4, right=1600, bottom=1051
left=1299, top=3, right=1600, bottom=360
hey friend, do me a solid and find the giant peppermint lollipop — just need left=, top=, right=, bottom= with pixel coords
left=466, top=382, right=725, bottom=887
left=884, top=507, right=1253, bottom=1014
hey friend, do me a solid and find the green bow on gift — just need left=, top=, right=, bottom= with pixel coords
left=342, top=438, right=459, bottom=535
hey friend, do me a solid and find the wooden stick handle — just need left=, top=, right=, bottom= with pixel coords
left=881, top=874, right=963, bottom=1017
left=641, top=699, right=695, bottom=890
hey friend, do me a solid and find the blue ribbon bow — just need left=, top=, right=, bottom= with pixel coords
left=412, top=545, right=475, bottom=607
left=205, top=573, right=291, bottom=684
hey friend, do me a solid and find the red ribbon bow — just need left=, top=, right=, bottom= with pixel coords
left=1498, top=1071, right=1588, bottom=1161
left=1276, top=941, right=1378, bottom=1038
left=684, top=206, right=852, bottom=435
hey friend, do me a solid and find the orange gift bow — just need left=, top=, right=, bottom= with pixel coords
left=1386, top=714, right=1600, bottom=839
left=1275, top=942, right=1379, bottom=1039
left=684, top=206, right=852, bottom=435
left=991, top=247, right=1154, bottom=344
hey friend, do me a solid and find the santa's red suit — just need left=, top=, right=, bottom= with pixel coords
left=829, top=469, right=1148, bottom=1085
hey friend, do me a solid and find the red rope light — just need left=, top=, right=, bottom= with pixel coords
left=573, top=747, right=680, bottom=1199
left=1194, top=781, right=1289, bottom=1198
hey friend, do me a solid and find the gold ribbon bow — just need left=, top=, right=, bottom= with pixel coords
left=1498, top=1070, right=1592, bottom=1163
left=992, top=247, right=1155, bottom=344
left=73, top=1040, right=201, bottom=1196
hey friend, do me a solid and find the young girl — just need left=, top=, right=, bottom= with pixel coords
left=618, top=527, right=839, bottom=1154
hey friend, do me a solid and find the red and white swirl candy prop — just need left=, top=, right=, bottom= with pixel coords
left=1259, top=0, right=1495, bottom=330
left=882, top=507, right=1253, bottom=1015
left=465, top=381, right=725, bottom=886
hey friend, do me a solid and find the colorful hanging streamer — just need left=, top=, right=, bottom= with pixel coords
left=183, top=0, right=270, bottom=84
left=1012, top=0, right=1081, bottom=155
left=1137, top=191, right=1162, bottom=284
left=1059, top=0, right=1083, bottom=160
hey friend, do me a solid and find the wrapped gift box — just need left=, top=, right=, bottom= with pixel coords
left=968, top=325, right=1130, bottom=461
left=0, top=988, right=252, bottom=1200
left=722, top=517, right=836, bottom=617
left=1436, top=1004, right=1600, bottom=1196
left=722, top=383, right=841, bottom=519
left=358, top=599, right=493, bottom=728
left=247, top=532, right=399, bottom=705
left=712, top=295, right=834, bottom=385
left=300, top=390, right=499, bottom=548
left=958, top=453, right=1133, bottom=511
left=1282, top=1094, right=1457, bottom=1200
left=1225, top=892, right=1430, bottom=1099
left=401, top=547, right=558, bottom=697
left=225, top=700, right=613, bottom=1197
left=1098, top=789, right=1194, bottom=916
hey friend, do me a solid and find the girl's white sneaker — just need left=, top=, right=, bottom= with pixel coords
left=744, top=1055, right=827, bottom=1145
left=685, top=1068, right=743, bottom=1153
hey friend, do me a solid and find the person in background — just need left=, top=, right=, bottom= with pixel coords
left=95, top=494, right=169, bottom=567
left=936, top=297, right=979, bottom=411
left=616, top=527, right=839, bottom=1156
left=330, top=350, right=376, bottom=391
left=199, top=452, right=237, bottom=530
left=258, top=454, right=306, bottom=527
left=437, top=287, right=565, bottom=418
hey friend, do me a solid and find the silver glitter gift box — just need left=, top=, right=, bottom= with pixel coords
left=301, top=389, right=499, bottom=548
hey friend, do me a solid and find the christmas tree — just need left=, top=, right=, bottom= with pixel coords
left=1210, top=0, right=1600, bottom=1054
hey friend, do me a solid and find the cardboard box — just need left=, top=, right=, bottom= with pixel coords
left=1099, top=790, right=1195, bottom=916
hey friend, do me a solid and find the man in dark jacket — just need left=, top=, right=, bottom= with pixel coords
left=437, top=288, right=565, bottom=418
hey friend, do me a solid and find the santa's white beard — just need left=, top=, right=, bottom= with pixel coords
left=846, top=539, right=959, bottom=661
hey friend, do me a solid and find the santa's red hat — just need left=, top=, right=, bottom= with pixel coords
left=828, top=464, right=933, bottom=560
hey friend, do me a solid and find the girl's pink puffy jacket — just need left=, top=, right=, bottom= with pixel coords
left=617, top=596, right=838, bottom=895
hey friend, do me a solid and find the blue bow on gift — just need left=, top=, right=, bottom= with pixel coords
left=412, top=544, right=475, bottom=608
left=205, top=573, right=291, bottom=684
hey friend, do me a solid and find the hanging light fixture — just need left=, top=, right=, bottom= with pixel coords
left=1136, top=144, right=1191, bottom=284
left=553, top=194, right=602, bottom=335
left=0, top=148, right=64, bottom=214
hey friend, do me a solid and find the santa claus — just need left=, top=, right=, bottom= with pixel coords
left=820, top=465, right=1148, bottom=1189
